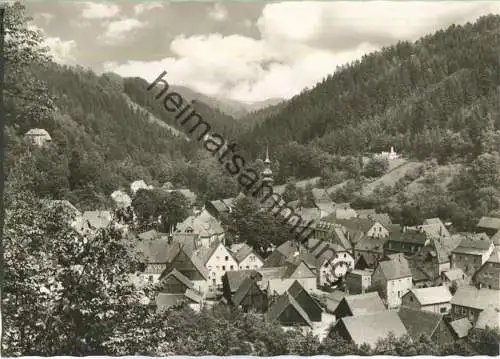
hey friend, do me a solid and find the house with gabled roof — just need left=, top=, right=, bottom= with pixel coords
left=158, top=268, right=195, bottom=294
left=310, top=238, right=355, bottom=286
left=161, top=245, right=209, bottom=295
left=221, top=269, right=261, bottom=301
left=451, top=238, right=494, bottom=277
left=334, top=218, right=389, bottom=239
left=287, top=280, right=323, bottom=322
left=476, top=216, right=500, bottom=237
left=354, top=235, right=387, bottom=264
left=194, top=239, right=238, bottom=290
left=372, top=253, right=413, bottom=308
left=133, top=239, right=183, bottom=285
left=354, top=252, right=379, bottom=270
left=357, top=211, right=392, bottom=227
left=408, top=219, right=450, bottom=240
left=263, top=240, right=318, bottom=272
left=265, top=258, right=317, bottom=295
left=232, top=243, right=264, bottom=271
left=330, top=311, right=408, bottom=347
left=231, top=275, right=268, bottom=313
left=266, top=292, right=313, bottom=328
left=401, top=286, right=452, bottom=314
left=398, top=307, right=454, bottom=344
left=385, top=230, right=429, bottom=255
left=473, top=247, right=500, bottom=290
left=176, top=209, right=225, bottom=248
left=450, top=285, right=500, bottom=323
left=333, top=291, right=386, bottom=319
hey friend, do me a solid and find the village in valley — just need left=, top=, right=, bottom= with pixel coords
left=28, top=127, right=500, bottom=349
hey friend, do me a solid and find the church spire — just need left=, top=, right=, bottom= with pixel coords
left=262, top=144, right=273, bottom=181
left=264, top=144, right=271, bottom=164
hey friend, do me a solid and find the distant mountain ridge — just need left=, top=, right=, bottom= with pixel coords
left=161, top=83, right=284, bottom=119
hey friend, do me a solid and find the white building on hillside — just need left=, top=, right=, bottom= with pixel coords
left=374, top=146, right=400, bottom=160
left=24, top=128, right=52, bottom=147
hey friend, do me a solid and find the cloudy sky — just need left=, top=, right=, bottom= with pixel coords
left=27, top=1, right=500, bottom=104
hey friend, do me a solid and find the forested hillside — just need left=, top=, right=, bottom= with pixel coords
left=4, top=15, right=245, bottom=209
left=238, top=15, right=500, bottom=164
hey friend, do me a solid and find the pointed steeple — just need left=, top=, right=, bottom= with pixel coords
left=262, top=144, right=273, bottom=179
left=264, top=144, right=271, bottom=164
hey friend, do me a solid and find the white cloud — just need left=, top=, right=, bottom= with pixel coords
left=99, top=19, right=146, bottom=45
left=208, top=3, right=228, bottom=22
left=104, top=1, right=500, bottom=103
left=134, top=2, right=163, bottom=15
left=27, top=24, right=77, bottom=64
left=81, top=2, right=120, bottom=20
left=44, top=36, right=77, bottom=64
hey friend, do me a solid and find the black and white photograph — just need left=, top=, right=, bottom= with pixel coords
left=0, top=0, right=499, bottom=356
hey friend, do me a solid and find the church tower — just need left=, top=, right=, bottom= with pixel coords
left=259, top=144, right=274, bottom=198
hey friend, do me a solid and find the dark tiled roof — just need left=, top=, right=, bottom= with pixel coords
left=225, top=270, right=259, bottom=293
left=398, top=307, right=443, bottom=339
left=266, top=292, right=313, bottom=327
left=232, top=276, right=264, bottom=306
left=388, top=231, right=428, bottom=245
left=160, top=268, right=194, bottom=290
left=136, top=239, right=181, bottom=264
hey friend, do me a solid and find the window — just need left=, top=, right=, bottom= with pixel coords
left=149, top=275, right=154, bottom=283
left=225, top=256, right=229, bottom=261
left=246, top=266, right=249, bottom=269
left=344, top=253, right=347, bottom=258
left=409, top=296, right=413, bottom=302
left=230, top=265, right=234, bottom=270
left=440, top=307, right=447, bottom=314
left=398, top=291, right=401, bottom=298
left=222, top=266, right=226, bottom=271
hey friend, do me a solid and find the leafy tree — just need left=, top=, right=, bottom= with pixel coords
left=363, top=157, right=389, bottom=178
left=154, top=190, right=189, bottom=232
left=2, top=191, right=169, bottom=355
